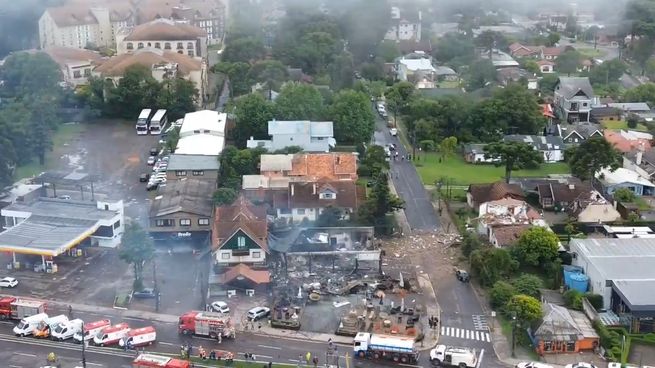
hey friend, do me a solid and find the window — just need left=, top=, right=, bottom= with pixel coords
left=137, top=42, right=144, bottom=49
left=147, top=42, right=151, bottom=47
left=113, top=220, right=121, bottom=229
left=84, top=68, right=91, bottom=77
left=252, top=251, right=261, bottom=259
left=180, top=219, right=191, bottom=226
left=187, top=50, right=194, bottom=57
left=178, top=50, right=183, bottom=54
left=155, top=219, right=174, bottom=227
left=221, top=252, right=230, bottom=259
left=297, top=209, right=306, bottom=215
left=73, top=70, right=82, bottom=78
left=176, top=171, right=187, bottom=176
left=320, top=191, right=334, bottom=199
left=566, top=341, right=575, bottom=352
left=198, top=218, right=210, bottom=226
left=155, top=42, right=161, bottom=49
left=164, top=42, right=171, bottom=49
left=187, top=42, right=194, bottom=49
left=126, top=42, right=133, bottom=50
left=177, top=42, right=183, bottom=49
left=237, top=236, right=246, bottom=248
left=192, top=170, right=204, bottom=176
left=279, top=208, right=291, bottom=214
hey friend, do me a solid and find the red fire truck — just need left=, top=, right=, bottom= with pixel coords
left=0, top=297, right=47, bottom=320
left=132, top=353, right=190, bottom=368
left=178, top=311, right=234, bottom=339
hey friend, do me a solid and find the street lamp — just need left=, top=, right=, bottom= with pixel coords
left=511, top=312, right=517, bottom=358
left=81, top=321, right=87, bottom=368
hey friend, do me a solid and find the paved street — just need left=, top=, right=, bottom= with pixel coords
left=372, top=112, right=440, bottom=232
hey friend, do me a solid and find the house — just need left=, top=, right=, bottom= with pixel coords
left=570, top=238, right=655, bottom=332
left=508, top=42, right=542, bottom=58
left=148, top=178, right=214, bottom=241
left=590, top=106, right=622, bottom=123
left=39, top=3, right=133, bottom=49
left=477, top=198, right=546, bottom=235
left=607, top=102, right=651, bottom=114
left=434, top=66, right=458, bottom=82
left=537, top=181, right=592, bottom=210
left=533, top=302, right=599, bottom=355
left=483, top=49, right=520, bottom=68
left=595, top=167, right=655, bottom=196
left=115, top=18, right=207, bottom=58
left=165, top=154, right=220, bottom=181
left=503, top=135, right=565, bottom=162
left=554, top=77, right=594, bottom=123
left=384, top=6, right=422, bottom=41
left=43, top=47, right=103, bottom=87
left=488, top=224, right=531, bottom=248
left=463, top=143, right=494, bottom=163
left=541, top=47, right=565, bottom=60
left=603, top=130, right=653, bottom=153
left=93, top=48, right=207, bottom=106
left=496, top=68, right=538, bottom=90
left=624, top=149, right=655, bottom=179
left=246, top=120, right=336, bottom=152
left=536, top=60, right=555, bottom=73
left=570, top=189, right=621, bottom=223
left=466, top=181, right=524, bottom=211
left=396, top=54, right=436, bottom=82
left=273, top=181, right=364, bottom=224
left=175, top=110, right=226, bottom=156
left=560, top=122, right=603, bottom=144
left=396, top=39, right=432, bottom=55
left=210, top=196, right=269, bottom=290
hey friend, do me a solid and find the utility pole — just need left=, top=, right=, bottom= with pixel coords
left=81, top=321, right=87, bottom=368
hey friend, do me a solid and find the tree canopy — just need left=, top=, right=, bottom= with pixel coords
left=232, top=93, right=278, bottom=147
left=329, top=90, right=375, bottom=145
left=514, top=227, right=560, bottom=268
left=484, top=142, right=543, bottom=183
left=119, top=222, right=155, bottom=290
left=566, top=137, right=622, bottom=180
left=275, top=83, right=326, bottom=121
left=505, top=294, right=543, bottom=324
left=470, top=247, right=518, bottom=286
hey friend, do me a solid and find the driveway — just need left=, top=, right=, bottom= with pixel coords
left=372, top=111, right=440, bottom=232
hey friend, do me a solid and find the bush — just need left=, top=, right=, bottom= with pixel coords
left=461, top=232, right=482, bottom=257
left=563, top=289, right=583, bottom=310
left=585, top=293, right=603, bottom=310
left=357, top=164, right=372, bottom=177
left=490, top=281, right=516, bottom=309
left=420, top=140, right=435, bottom=151
left=511, top=274, right=543, bottom=298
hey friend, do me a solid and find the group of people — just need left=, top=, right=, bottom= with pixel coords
left=181, top=344, right=234, bottom=362
left=428, top=315, right=439, bottom=329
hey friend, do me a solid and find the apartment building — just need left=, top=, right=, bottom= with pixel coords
left=115, top=18, right=207, bottom=58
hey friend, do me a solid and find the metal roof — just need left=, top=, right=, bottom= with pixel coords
left=149, top=178, right=214, bottom=218
left=612, top=280, right=655, bottom=310
left=260, top=154, right=293, bottom=171
left=3, top=198, right=117, bottom=221
left=166, top=154, right=220, bottom=171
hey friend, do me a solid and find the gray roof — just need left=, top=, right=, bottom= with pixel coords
left=607, top=102, right=651, bottom=112
left=463, top=143, right=488, bottom=154
left=556, top=77, right=594, bottom=99
left=309, top=121, right=334, bottom=137
left=267, top=120, right=334, bottom=138
left=3, top=198, right=117, bottom=221
left=260, top=154, right=293, bottom=171
left=563, top=123, right=602, bottom=139
left=0, top=215, right=97, bottom=255
left=503, top=135, right=565, bottom=150
left=149, top=178, right=214, bottom=217
left=167, top=154, right=220, bottom=171
left=435, top=66, right=457, bottom=76
left=535, top=303, right=598, bottom=340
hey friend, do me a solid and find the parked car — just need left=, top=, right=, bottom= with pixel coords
left=146, top=182, right=158, bottom=191
left=58, top=195, right=71, bottom=200
left=0, top=277, right=18, bottom=288
left=516, top=363, right=553, bottom=368
left=149, top=147, right=158, bottom=156
left=132, top=288, right=157, bottom=299
left=389, top=128, right=398, bottom=136
left=247, top=307, right=270, bottom=321
left=565, top=364, right=597, bottom=368
left=139, top=173, right=150, bottom=182
left=380, top=110, right=388, bottom=118
left=147, top=156, right=156, bottom=165
left=455, top=269, right=470, bottom=282
left=210, top=301, right=230, bottom=314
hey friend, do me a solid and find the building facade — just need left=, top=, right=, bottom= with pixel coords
left=115, top=18, right=207, bottom=58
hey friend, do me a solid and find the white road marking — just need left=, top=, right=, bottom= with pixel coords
left=257, top=344, right=282, bottom=350
left=0, top=321, right=14, bottom=325
left=85, top=363, right=103, bottom=367
left=15, top=352, right=36, bottom=357
left=476, top=348, right=485, bottom=368
left=158, top=341, right=176, bottom=346
left=398, top=364, right=423, bottom=368
left=9, top=365, right=22, bottom=368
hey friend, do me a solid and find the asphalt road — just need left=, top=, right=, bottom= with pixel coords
left=372, top=111, right=440, bottom=232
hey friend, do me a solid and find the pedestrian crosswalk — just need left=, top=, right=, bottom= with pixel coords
left=441, top=326, right=491, bottom=342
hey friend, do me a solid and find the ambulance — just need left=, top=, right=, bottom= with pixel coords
left=93, top=323, right=130, bottom=346
left=73, top=319, right=111, bottom=343
left=119, top=326, right=156, bottom=348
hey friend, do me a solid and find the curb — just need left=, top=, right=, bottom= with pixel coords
left=416, top=273, right=440, bottom=352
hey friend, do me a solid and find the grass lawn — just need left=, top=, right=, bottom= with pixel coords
left=13, top=122, right=87, bottom=180
left=576, top=47, right=607, bottom=59
left=415, top=153, right=570, bottom=185
left=602, top=120, right=649, bottom=132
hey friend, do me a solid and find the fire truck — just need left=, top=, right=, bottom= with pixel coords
left=0, top=297, right=47, bottom=320
left=178, top=311, right=234, bottom=339
left=132, top=353, right=190, bottom=368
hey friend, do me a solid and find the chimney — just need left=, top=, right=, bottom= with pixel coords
left=291, top=184, right=295, bottom=196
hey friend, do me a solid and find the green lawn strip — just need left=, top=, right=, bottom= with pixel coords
left=576, top=47, right=607, bottom=59
left=13, top=123, right=87, bottom=180
left=156, top=352, right=308, bottom=368
left=602, top=120, right=649, bottom=132
left=416, top=153, right=570, bottom=185
left=634, top=197, right=652, bottom=211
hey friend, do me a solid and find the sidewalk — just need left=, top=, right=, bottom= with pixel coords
left=388, top=174, right=412, bottom=235
left=416, top=273, right=441, bottom=351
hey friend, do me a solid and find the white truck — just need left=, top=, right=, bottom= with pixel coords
left=353, top=332, right=418, bottom=364
left=51, top=318, right=83, bottom=341
left=430, top=344, right=477, bottom=368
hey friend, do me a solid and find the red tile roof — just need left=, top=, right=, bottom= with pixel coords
left=125, top=19, right=206, bottom=41
left=286, top=153, right=358, bottom=181
left=94, top=50, right=201, bottom=76
left=212, top=196, right=268, bottom=252
left=216, top=264, right=270, bottom=284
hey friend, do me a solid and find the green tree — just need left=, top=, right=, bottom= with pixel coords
left=511, top=274, right=544, bottom=298
left=538, top=74, right=560, bottom=96
left=514, top=227, right=559, bottom=268
left=563, top=289, right=584, bottom=310
left=358, top=172, right=404, bottom=225
left=275, top=82, right=325, bottom=120
left=385, top=81, right=416, bottom=119
left=434, top=33, right=476, bottom=67
left=566, top=137, right=622, bottom=180
left=0, top=135, right=16, bottom=187
left=490, top=281, right=516, bottom=309
left=438, top=136, right=458, bottom=161
left=359, top=145, right=389, bottom=178
left=461, top=232, right=482, bottom=257
left=475, top=30, right=501, bottom=59
left=1, top=52, right=61, bottom=96
left=119, top=222, right=155, bottom=290
left=489, top=85, right=545, bottom=134
left=631, top=38, right=655, bottom=75
left=165, top=126, right=180, bottom=152
left=316, top=206, right=346, bottom=227
left=247, top=60, right=289, bottom=90
left=546, top=32, right=561, bottom=47
left=212, top=188, right=238, bottom=206
left=467, top=59, right=497, bottom=90
left=218, top=146, right=268, bottom=190
left=157, top=78, right=198, bottom=120
left=589, top=59, right=627, bottom=86
left=222, top=36, right=266, bottom=63
left=505, top=294, right=543, bottom=323
left=106, top=65, right=160, bottom=118
left=556, top=50, right=582, bottom=76
left=613, top=187, right=637, bottom=202
left=233, top=93, right=277, bottom=146
left=484, top=142, right=543, bottom=183
left=623, top=83, right=655, bottom=106
left=470, top=247, right=519, bottom=286
left=329, top=51, right=355, bottom=90
left=212, top=62, right=252, bottom=96
left=329, top=90, right=375, bottom=144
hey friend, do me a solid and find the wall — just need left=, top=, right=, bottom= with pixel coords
left=149, top=211, right=212, bottom=233
left=166, top=170, right=218, bottom=181
left=119, top=38, right=206, bottom=58
left=571, top=242, right=612, bottom=309
left=215, top=248, right=266, bottom=265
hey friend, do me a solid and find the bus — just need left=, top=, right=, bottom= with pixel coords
left=149, top=109, right=168, bottom=135
left=136, top=109, right=152, bottom=135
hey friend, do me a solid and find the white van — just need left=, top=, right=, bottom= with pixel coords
left=33, top=314, right=68, bottom=338
left=118, top=326, right=156, bottom=348
left=93, top=323, right=130, bottom=346
left=51, top=319, right=83, bottom=341
left=14, top=313, right=48, bottom=336
left=73, top=319, right=111, bottom=343
left=430, top=345, right=477, bottom=368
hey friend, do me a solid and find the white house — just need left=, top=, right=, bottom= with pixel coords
left=274, top=181, right=361, bottom=224
left=246, top=120, right=336, bottom=152
left=176, top=110, right=227, bottom=156
left=43, top=47, right=103, bottom=87
left=115, top=18, right=208, bottom=58
left=396, top=55, right=436, bottom=82
left=503, top=135, right=565, bottom=162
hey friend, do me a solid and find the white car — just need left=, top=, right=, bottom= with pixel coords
left=389, top=128, right=398, bottom=136
left=0, top=277, right=18, bottom=288
left=565, top=363, right=597, bottom=368
left=210, top=301, right=230, bottom=314
left=247, top=306, right=270, bottom=321
left=516, top=363, right=553, bottom=368
left=147, top=156, right=156, bottom=165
